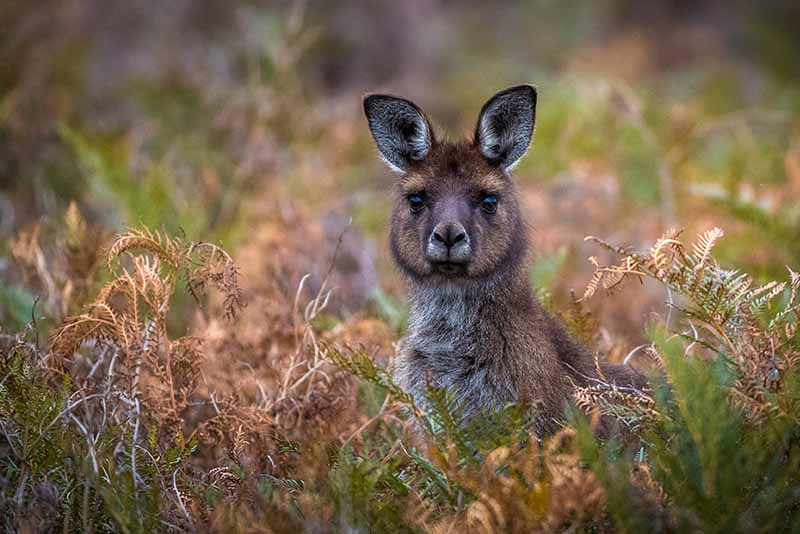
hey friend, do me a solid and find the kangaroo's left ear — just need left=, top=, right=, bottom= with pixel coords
left=474, top=85, right=537, bottom=173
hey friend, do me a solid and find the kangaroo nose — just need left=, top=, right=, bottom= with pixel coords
left=427, top=222, right=471, bottom=264
left=432, top=222, right=468, bottom=248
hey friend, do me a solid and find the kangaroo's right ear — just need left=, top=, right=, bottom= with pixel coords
left=363, top=94, right=434, bottom=173
left=475, top=85, right=537, bottom=173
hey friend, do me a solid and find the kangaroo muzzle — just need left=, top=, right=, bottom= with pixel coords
left=426, top=221, right=471, bottom=264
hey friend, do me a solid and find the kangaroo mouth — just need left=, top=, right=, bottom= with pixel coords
left=431, top=261, right=468, bottom=276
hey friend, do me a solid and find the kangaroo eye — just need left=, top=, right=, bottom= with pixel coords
left=407, top=193, right=425, bottom=213
left=481, top=194, right=498, bottom=214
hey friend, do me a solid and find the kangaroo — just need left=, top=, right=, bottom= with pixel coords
left=363, top=85, right=644, bottom=435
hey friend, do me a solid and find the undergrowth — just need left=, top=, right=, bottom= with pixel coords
left=2, top=221, right=799, bottom=532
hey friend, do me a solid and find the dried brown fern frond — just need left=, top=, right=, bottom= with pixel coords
left=650, top=227, right=684, bottom=273
left=49, top=302, right=122, bottom=359
left=49, top=226, right=245, bottom=440
left=104, top=227, right=245, bottom=321
left=578, top=256, right=604, bottom=302
left=184, top=242, right=245, bottom=321
left=583, top=235, right=639, bottom=258
left=577, top=254, right=645, bottom=303
left=107, top=227, right=183, bottom=272
left=789, top=267, right=800, bottom=305
left=573, top=381, right=659, bottom=429
left=580, top=227, right=800, bottom=425
left=691, top=227, right=723, bottom=269
left=769, top=267, right=800, bottom=331
left=31, top=226, right=259, bottom=528
left=52, top=255, right=171, bottom=359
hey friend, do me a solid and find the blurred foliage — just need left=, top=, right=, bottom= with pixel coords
left=0, top=285, right=36, bottom=331
left=3, top=2, right=799, bottom=330
left=2, top=1, right=800, bottom=532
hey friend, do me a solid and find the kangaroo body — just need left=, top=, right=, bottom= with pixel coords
left=364, top=86, right=641, bottom=434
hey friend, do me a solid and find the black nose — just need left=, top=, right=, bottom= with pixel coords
left=427, top=222, right=471, bottom=264
left=431, top=222, right=468, bottom=248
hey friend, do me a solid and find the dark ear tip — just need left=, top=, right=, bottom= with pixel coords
left=362, top=93, right=416, bottom=119
left=362, top=93, right=383, bottom=115
left=504, top=84, right=537, bottom=102
left=362, top=93, right=384, bottom=103
left=478, top=85, right=538, bottom=118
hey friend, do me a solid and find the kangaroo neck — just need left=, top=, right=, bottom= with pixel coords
left=405, top=263, right=536, bottom=337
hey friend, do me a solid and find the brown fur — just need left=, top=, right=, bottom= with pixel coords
left=365, top=87, right=644, bottom=435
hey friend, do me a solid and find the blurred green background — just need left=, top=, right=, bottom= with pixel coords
left=1, top=0, right=799, bottom=339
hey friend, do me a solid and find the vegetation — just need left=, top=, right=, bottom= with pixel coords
left=2, top=1, right=799, bottom=532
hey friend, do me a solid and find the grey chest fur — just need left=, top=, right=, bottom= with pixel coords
left=394, top=286, right=517, bottom=418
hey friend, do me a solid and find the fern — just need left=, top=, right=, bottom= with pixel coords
left=6, top=220, right=800, bottom=532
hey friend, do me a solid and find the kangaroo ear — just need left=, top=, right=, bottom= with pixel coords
left=474, top=85, right=537, bottom=173
left=363, top=94, right=434, bottom=173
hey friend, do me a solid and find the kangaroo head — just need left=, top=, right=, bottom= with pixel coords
left=363, top=85, right=537, bottom=284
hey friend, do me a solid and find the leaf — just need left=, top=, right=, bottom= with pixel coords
left=578, top=256, right=603, bottom=302
left=650, top=227, right=684, bottom=272
left=692, top=227, right=724, bottom=272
